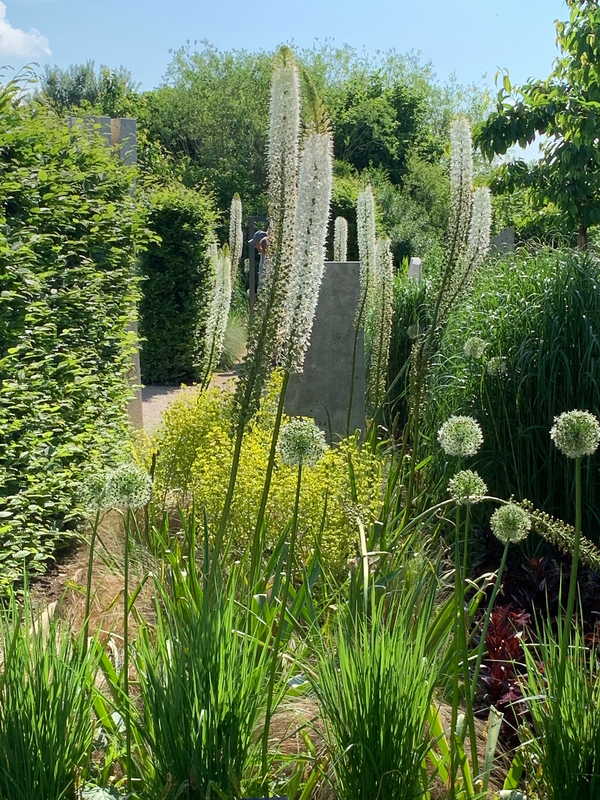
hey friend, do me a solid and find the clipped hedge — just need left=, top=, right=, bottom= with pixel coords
left=139, top=185, right=218, bottom=384
left=0, top=92, right=149, bottom=585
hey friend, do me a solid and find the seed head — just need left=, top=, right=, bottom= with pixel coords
left=487, top=356, right=507, bottom=376
left=464, top=336, right=488, bottom=360
left=448, top=469, right=488, bottom=505
left=550, top=410, right=600, bottom=459
left=490, top=503, right=531, bottom=544
left=278, top=419, right=328, bottom=467
left=438, top=415, right=483, bottom=457
left=103, top=463, right=153, bottom=510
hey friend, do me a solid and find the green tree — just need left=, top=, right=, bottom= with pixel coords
left=40, top=61, right=139, bottom=117
left=476, top=0, right=600, bottom=249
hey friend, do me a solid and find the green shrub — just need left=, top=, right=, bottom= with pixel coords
left=144, top=374, right=384, bottom=574
left=429, top=248, right=600, bottom=533
left=0, top=93, right=149, bottom=585
left=139, top=183, right=218, bottom=384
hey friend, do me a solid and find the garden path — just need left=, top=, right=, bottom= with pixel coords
left=141, top=370, right=237, bottom=432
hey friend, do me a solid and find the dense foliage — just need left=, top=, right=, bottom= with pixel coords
left=138, top=184, right=218, bottom=384
left=0, top=87, right=148, bottom=584
left=428, top=248, right=600, bottom=533
left=477, top=0, right=600, bottom=247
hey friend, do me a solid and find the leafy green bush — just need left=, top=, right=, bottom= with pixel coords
left=0, top=91, right=149, bottom=585
left=139, top=183, right=218, bottom=383
left=428, top=248, right=600, bottom=533
left=144, top=374, right=384, bottom=574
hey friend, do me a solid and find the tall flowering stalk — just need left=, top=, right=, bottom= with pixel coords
left=228, top=193, right=243, bottom=284
left=282, top=130, right=334, bottom=373
left=348, top=186, right=377, bottom=433
left=250, top=124, right=333, bottom=584
left=356, top=185, right=377, bottom=312
left=333, top=216, right=348, bottom=262
left=217, top=46, right=300, bottom=551
left=367, top=238, right=394, bottom=412
left=200, top=246, right=232, bottom=389
left=407, top=117, right=491, bottom=465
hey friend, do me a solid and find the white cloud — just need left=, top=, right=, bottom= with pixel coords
left=0, top=2, right=51, bottom=58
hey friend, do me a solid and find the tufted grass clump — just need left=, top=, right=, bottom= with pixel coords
left=0, top=597, right=97, bottom=799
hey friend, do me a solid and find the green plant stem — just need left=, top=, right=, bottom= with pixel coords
left=82, top=508, right=101, bottom=654
left=449, top=504, right=462, bottom=800
left=461, top=505, right=479, bottom=780
left=559, top=456, right=583, bottom=695
left=260, top=460, right=303, bottom=787
left=347, top=281, right=368, bottom=436
left=123, top=508, right=132, bottom=795
left=249, top=369, right=290, bottom=590
left=470, top=540, right=509, bottom=703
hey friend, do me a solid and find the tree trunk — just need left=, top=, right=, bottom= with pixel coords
left=577, top=224, right=588, bottom=250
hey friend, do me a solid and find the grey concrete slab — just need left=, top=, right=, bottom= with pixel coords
left=285, top=261, right=365, bottom=441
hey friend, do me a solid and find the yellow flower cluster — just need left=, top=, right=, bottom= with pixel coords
left=148, top=375, right=384, bottom=574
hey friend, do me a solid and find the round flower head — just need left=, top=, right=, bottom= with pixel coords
left=448, top=469, right=488, bottom=505
left=550, top=410, right=600, bottom=459
left=103, top=463, right=152, bottom=510
left=81, top=471, right=111, bottom=514
left=490, top=503, right=531, bottom=544
left=487, top=356, right=507, bottom=376
left=438, top=416, right=483, bottom=457
left=464, top=336, right=488, bottom=360
left=278, top=419, right=328, bottom=467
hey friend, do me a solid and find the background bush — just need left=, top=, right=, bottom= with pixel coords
left=139, top=184, right=218, bottom=384
left=428, top=248, right=600, bottom=535
left=0, top=91, right=149, bottom=585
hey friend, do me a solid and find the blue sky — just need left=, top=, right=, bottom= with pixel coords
left=2, top=0, right=567, bottom=91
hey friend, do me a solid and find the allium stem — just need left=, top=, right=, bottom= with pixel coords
left=82, top=508, right=101, bottom=655
left=558, top=455, right=583, bottom=696
left=123, top=509, right=132, bottom=794
left=260, top=460, right=303, bottom=785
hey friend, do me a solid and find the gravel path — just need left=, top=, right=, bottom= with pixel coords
left=141, top=371, right=237, bottom=433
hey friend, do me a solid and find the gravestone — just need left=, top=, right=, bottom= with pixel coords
left=69, top=117, right=143, bottom=429
left=285, top=261, right=366, bottom=440
left=408, top=256, right=422, bottom=281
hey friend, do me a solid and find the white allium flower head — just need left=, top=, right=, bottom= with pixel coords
left=490, top=503, right=531, bottom=544
left=438, top=415, right=483, bottom=457
left=82, top=471, right=111, bottom=513
left=550, top=410, right=600, bottom=459
left=487, top=356, right=507, bottom=376
left=464, top=336, right=488, bottom=360
left=448, top=469, right=488, bottom=505
left=278, top=419, right=328, bottom=467
left=283, top=130, right=333, bottom=372
left=103, top=463, right=152, bottom=510
left=333, top=216, right=348, bottom=262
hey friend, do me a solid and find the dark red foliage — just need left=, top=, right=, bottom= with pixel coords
left=479, top=606, right=530, bottom=734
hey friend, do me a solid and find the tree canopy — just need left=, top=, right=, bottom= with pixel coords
left=476, top=0, right=600, bottom=248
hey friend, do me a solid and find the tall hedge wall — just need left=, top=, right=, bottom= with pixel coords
left=0, top=90, right=149, bottom=586
left=139, top=185, right=218, bottom=384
